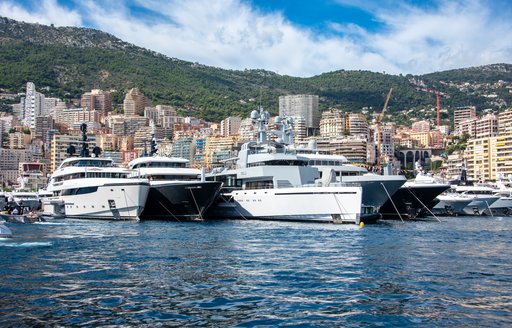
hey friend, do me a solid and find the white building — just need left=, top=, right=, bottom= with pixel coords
left=22, top=82, right=45, bottom=128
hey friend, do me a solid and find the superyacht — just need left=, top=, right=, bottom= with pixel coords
left=205, top=108, right=363, bottom=224
left=127, top=129, right=222, bottom=220
left=44, top=124, right=150, bottom=220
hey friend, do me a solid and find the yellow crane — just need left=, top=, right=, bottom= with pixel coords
left=376, top=88, right=393, bottom=165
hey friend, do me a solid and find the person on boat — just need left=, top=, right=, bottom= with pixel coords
left=11, top=207, right=18, bottom=215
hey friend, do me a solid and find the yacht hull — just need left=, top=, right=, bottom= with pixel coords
left=462, top=196, right=500, bottom=216
left=379, top=184, right=450, bottom=219
left=62, top=182, right=150, bottom=220
left=342, top=175, right=406, bottom=211
left=141, top=181, right=222, bottom=220
left=206, top=185, right=362, bottom=223
left=432, top=196, right=473, bottom=216
left=488, top=197, right=512, bottom=216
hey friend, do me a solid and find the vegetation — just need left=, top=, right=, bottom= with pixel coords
left=1, top=16, right=511, bottom=124
left=446, top=132, right=471, bottom=155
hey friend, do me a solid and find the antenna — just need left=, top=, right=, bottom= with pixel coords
left=80, top=123, right=90, bottom=158
left=149, top=120, right=158, bottom=156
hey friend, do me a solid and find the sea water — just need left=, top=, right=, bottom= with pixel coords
left=0, top=217, right=511, bottom=327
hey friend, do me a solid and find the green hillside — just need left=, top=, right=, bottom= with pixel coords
left=1, top=16, right=511, bottom=123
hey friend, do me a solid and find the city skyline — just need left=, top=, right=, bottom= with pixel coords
left=0, top=0, right=511, bottom=77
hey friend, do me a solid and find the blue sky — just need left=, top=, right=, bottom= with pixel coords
left=1, top=0, right=511, bottom=77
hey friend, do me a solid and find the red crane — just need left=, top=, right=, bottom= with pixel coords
left=420, top=88, right=447, bottom=148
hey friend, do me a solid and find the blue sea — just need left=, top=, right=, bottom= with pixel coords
left=0, top=216, right=511, bottom=327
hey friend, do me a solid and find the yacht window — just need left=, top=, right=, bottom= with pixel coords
left=148, top=175, right=198, bottom=181
left=246, top=180, right=273, bottom=190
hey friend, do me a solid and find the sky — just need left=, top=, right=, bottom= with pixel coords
left=1, top=0, right=511, bottom=77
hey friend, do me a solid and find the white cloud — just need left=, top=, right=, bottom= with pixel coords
left=0, top=0, right=81, bottom=26
left=0, top=0, right=510, bottom=76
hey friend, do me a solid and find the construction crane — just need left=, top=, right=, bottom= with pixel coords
left=376, top=88, right=393, bottom=165
left=419, top=88, right=448, bottom=148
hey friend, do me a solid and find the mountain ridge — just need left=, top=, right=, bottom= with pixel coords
left=1, top=16, right=511, bottom=123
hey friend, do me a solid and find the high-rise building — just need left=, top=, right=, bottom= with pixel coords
left=123, top=88, right=149, bottom=116
left=476, top=113, right=498, bottom=138
left=279, top=94, right=320, bottom=135
left=289, top=116, right=307, bottom=144
left=454, top=106, right=477, bottom=129
left=50, top=133, right=97, bottom=172
left=330, top=137, right=368, bottom=164
left=465, top=137, right=496, bottom=182
left=496, top=134, right=512, bottom=177
left=171, top=136, right=195, bottom=161
left=43, top=98, right=59, bottom=116
left=34, top=115, right=54, bottom=140
left=56, top=107, right=101, bottom=130
left=347, top=113, right=369, bottom=138
left=22, top=82, right=45, bottom=128
left=320, top=109, right=345, bottom=138
left=238, top=118, right=256, bottom=142
left=81, top=89, right=112, bottom=118
left=457, top=118, right=478, bottom=137
left=498, top=108, right=512, bottom=135
left=220, top=116, right=242, bottom=136
left=204, top=135, right=239, bottom=169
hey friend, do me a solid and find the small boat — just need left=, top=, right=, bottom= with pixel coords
left=0, top=223, right=12, bottom=238
left=0, top=212, right=44, bottom=224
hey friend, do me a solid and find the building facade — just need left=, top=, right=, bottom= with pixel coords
left=279, top=94, right=320, bottom=135
left=319, top=109, right=345, bottom=138
left=454, top=106, right=477, bottom=129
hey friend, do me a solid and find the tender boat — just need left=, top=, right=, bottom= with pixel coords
left=0, top=212, right=43, bottom=224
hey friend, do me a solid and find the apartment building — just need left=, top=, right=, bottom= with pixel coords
left=279, top=94, right=320, bottom=135
left=50, top=133, right=97, bottom=172
left=319, top=109, right=345, bottom=138
left=476, top=113, right=498, bottom=138
left=495, top=134, right=512, bottom=177
left=347, top=113, right=369, bottom=138
left=204, top=135, right=239, bottom=169
left=330, top=137, right=368, bottom=164
left=238, top=117, right=256, bottom=142
left=454, top=106, right=477, bottom=128
left=498, top=108, right=512, bottom=135
left=220, top=116, right=242, bottom=136
left=465, top=137, right=497, bottom=182
left=411, top=120, right=430, bottom=132
left=81, top=89, right=112, bottom=118
left=124, top=88, right=150, bottom=116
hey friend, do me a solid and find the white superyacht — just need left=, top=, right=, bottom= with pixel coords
left=44, top=124, right=150, bottom=220
left=205, top=108, right=363, bottom=224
